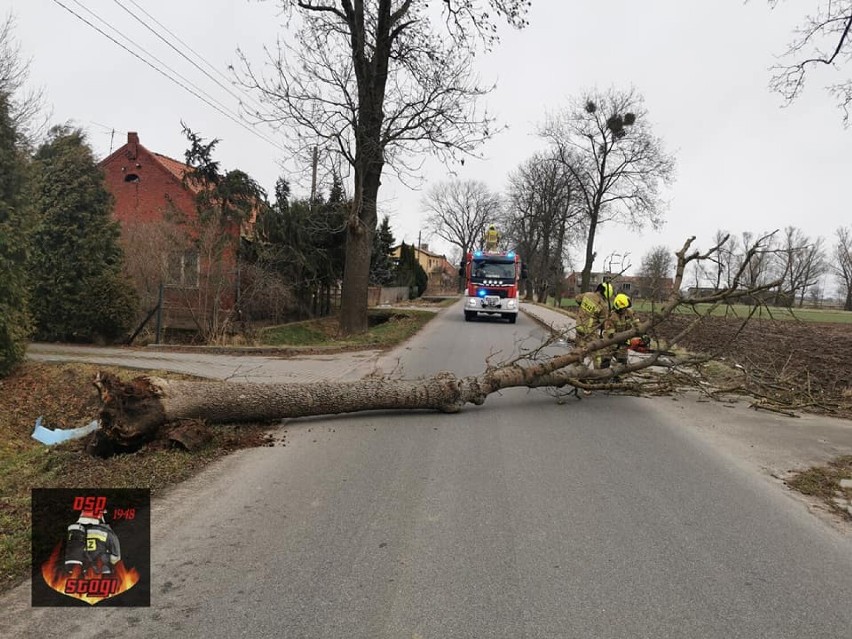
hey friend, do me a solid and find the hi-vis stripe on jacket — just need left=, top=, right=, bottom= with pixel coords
left=574, top=291, right=609, bottom=336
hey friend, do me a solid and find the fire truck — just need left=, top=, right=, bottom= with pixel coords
left=460, top=249, right=527, bottom=323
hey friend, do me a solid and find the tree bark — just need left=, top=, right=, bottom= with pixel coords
left=339, top=167, right=380, bottom=334
left=333, top=0, right=391, bottom=336
left=580, top=211, right=599, bottom=293
left=88, top=235, right=790, bottom=456
left=91, top=329, right=642, bottom=453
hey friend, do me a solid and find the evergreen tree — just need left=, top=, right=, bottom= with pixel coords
left=395, top=242, right=428, bottom=298
left=413, top=254, right=428, bottom=297
left=29, top=126, right=136, bottom=342
left=182, top=124, right=265, bottom=227
left=253, top=177, right=346, bottom=318
left=317, top=175, right=347, bottom=298
left=0, top=92, right=31, bottom=374
left=370, top=215, right=396, bottom=286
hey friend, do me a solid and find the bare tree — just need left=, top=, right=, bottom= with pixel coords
left=88, top=233, right=792, bottom=455
left=736, top=231, right=777, bottom=290
left=638, top=245, right=673, bottom=301
left=690, top=229, right=736, bottom=291
left=504, top=152, right=580, bottom=301
left=774, top=226, right=827, bottom=307
left=832, top=226, right=852, bottom=309
left=119, top=219, right=173, bottom=315
left=236, top=1, right=529, bottom=335
left=422, top=179, right=500, bottom=262
left=689, top=229, right=825, bottom=308
left=712, top=230, right=737, bottom=290
left=767, top=0, right=852, bottom=123
left=540, top=87, right=675, bottom=293
left=0, top=14, right=46, bottom=142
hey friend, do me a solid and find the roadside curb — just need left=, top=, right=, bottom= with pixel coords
left=144, top=343, right=357, bottom=357
left=520, top=306, right=557, bottom=334
left=520, top=304, right=574, bottom=337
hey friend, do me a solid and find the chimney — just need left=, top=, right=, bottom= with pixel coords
left=419, top=242, right=429, bottom=252
left=127, top=131, right=139, bottom=160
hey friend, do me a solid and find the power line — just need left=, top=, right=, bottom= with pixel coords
left=67, top=0, right=262, bottom=138
left=120, top=0, right=271, bottom=118
left=50, top=0, right=286, bottom=154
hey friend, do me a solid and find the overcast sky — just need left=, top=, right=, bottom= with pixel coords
left=10, top=0, right=851, bottom=283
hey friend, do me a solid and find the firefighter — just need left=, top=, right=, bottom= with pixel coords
left=602, top=292, right=642, bottom=369
left=573, top=282, right=614, bottom=372
left=64, top=505, right=121, bottom=576
left=483, top=224, right=500, bottom=251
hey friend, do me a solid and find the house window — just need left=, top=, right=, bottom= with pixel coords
left=166, top=250, right=199, bottom=287
left=622, top=282, right=631, bottom=291
left=124, top=173, right=140, bottom=183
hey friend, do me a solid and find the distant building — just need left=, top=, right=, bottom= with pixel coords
left=390, top=243, right=457, bottom=294
left=565, top=271, right=674, bottom=300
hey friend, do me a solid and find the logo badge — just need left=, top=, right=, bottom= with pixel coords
left=31, top=489, right=150, bottom=607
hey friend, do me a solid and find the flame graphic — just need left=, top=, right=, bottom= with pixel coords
left=41, top=544, right=140, bottom=605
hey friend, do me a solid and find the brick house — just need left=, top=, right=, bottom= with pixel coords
left=390, top=243, right=457, bottom=294
left=564, top=271, right=674, bottom=300
left=99, top=132, right=254, bottom=332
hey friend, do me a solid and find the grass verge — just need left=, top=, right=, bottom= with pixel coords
left=258, top=308, right=436, bottom=349
left=553, top=297, right=852, bottom=324
left=786, top=456, right=852, bottom=521
left=415, top=296, right=459, bottom=308
left=0, top=362, right=272, bottom=594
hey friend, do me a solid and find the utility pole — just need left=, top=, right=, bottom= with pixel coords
left=310, top=146, right=318, bottom=210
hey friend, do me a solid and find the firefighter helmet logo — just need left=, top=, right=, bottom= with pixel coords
left=32, top=489, right=150, bottom=607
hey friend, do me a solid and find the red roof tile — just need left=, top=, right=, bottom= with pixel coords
left=152, top=153, right=201, bottom=192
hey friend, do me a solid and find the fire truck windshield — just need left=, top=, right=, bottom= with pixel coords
left=471, top=260, right=516, bottom=281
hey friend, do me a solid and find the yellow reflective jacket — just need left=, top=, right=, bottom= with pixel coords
left=604, top=307, right=641, bottom=339
left=574, top=291, right=609, bottom=336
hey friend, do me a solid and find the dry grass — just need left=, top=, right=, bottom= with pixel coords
left=786, top=456, right=852, bottom=521
left=258, top=309, right=435, bottom=349
left=0, top=362, right=273, bottom=594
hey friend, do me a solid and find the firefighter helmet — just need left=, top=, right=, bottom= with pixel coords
left=613, top=293, right=631, bottom=311
left=596, top=282, right=614, bottom=299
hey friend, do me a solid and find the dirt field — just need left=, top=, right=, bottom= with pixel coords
left=652, top=315, right=852, bottom=417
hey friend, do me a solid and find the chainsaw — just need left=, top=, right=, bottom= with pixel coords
left=627, top=336, right=676, bottom=357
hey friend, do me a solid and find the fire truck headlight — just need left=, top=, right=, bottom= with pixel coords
left=467, top=298, right=478, bottom=307
left=507, top=300, right=516, bottom=309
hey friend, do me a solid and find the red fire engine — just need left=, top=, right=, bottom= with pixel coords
left=460, top=249, right=527, bottom=323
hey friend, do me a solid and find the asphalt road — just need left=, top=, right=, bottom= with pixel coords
left=4, top=305, right=852, bottom=638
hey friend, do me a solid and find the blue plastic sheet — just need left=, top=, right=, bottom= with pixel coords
left=31, top=416, right=99, bottom=445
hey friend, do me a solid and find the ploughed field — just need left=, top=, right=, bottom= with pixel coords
left=652, top=315, right=852, bottom=417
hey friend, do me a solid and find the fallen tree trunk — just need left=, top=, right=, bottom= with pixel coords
left=91, top=328, right=674, bottom=454
left=93, top=358, right=593, bottom=450
left=89, top=236, right=788, bottom=455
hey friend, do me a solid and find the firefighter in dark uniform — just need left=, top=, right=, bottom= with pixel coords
left=64, top=506, right=121, bottom=575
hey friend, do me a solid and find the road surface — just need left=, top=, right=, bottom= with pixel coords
left=3, top=304, right=852, bottom=638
